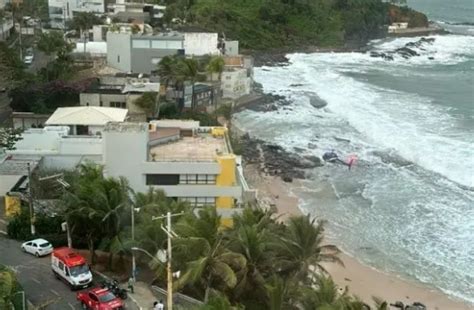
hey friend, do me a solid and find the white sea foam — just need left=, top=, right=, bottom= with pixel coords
left=254, top=39, right=474, bottom=188
left=234, top=34, right=474, bottom=303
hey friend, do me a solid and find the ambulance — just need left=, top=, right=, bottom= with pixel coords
left=51, top=247, right=93, bottom=289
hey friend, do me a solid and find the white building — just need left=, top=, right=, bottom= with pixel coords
left=48, top=0, right=106, bottom=29
left=107, top=1, right=166, bottom=23
left=221, top=68, right=252, bottom=99
left=7, top=118, right=255, bottom=226
left=0, top=10, right=14, bottom=41
left=45, top=106, right=128, bottom=135
left=183, top=32, right=220, bottom=56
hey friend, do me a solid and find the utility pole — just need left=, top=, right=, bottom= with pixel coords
left=166, top=211, right=172, bottom=310
left=131, top=204, right=136, bottom=282
left=152, top=211, right=183, bottom=310
left=27, top=163, right=35, bottom=235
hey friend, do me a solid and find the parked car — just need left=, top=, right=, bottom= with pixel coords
left=77, top=287, right=124, bottom=310
left=24, top=54, right=34, bottom=65
left=21, top=238, right=53, bottom=257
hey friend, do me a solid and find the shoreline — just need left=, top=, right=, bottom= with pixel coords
left=242, top=164, right=472, bottom=310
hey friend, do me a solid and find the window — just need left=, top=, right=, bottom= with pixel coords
left=89, top=293, right=99, bottom=302
left=100, top=101, right=103, bottom=107
left=167, top=40, right=183, bottom=49
left=225, top=76, right=231, bottom=80
left=132, top=39, right=151, bottom=49
left=146, top=174, right=179, bottom=185
left=58, top=261, right=64, bottom=270
left=117, top=55, right=120, bottom=63
left=110, top=102, right=126, bottom=108
left=179, top=197, right=216, bottom=207
left=151, top=40, right=166, bottom=49
left=180, top=174, right=216, bottom=185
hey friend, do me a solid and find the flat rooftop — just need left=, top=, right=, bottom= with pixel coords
left=149, top=134, right=229, bottom=162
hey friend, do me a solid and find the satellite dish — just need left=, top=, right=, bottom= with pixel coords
left=157, top=249, right=167, bottom=263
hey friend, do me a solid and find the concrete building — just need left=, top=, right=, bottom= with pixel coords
left=12, top=112, right=51, bottom=130
left=221, top=69, right=252, bottom=99
left=45, top=106, right=128, bottom=135
left=104, top=121, right=248, bottom=226
left=220, top=55, right=253, bottom=99
left=80, top=75, right=159, bottom=121
left=7, top=118, right=253, bottom=226
left=107, top=31, right=184, bottom=73
left=223, top=40, right=239, bottom=56
left=183, top=32, right=220, bottom=56
left=48, top=0, right=106, bottom=29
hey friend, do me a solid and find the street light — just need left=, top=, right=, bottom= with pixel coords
left=131, top=206, right=141, bottom=282
left=151, top=211, right=183, bottom=310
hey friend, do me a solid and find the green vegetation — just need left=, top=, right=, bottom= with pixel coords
left=8, top=162, right=384, bottom=308
left=0, top=265, right=24, bottom=310
left=164, top=0, right=392, bottom=49
left=134, top=92, right=159, bottom=118
left=0, top=127, right=22, bottom=150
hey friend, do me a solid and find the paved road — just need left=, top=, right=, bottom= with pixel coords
left=0, top=235, right=83, bottom=309
left=0, top=235, right=138, bottom=309
left=26, top=49, right=51, bottom=73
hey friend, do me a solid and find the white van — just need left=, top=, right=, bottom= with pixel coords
left=51, top=247, right=93, bottom=289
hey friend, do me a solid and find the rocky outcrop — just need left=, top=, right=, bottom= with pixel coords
left=240, top=133, right=323, bottom=182
left=369, top=37, right=435, bottom=61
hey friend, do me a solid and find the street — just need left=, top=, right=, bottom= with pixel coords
left=26, top=49, right=51, bottom=73
left=0, top=235, right=136, bottom=309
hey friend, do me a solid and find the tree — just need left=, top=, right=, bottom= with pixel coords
left=0, top=127, right=22, bottom=150
left=206, top=56, right=225, bottom=82
left=175, top=207, right=246, bottom=302
left=157, top=55, right=178, bottom=90
left=134, top=92, right=159, bottom=118
left=273, top=215, right=343, bottom=282
left=37, top=31, right=74, bottom=57
left=68, top=12, right=102, bottom=55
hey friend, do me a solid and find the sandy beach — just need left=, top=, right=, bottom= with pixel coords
left=243, top=164, right=472, bottom=310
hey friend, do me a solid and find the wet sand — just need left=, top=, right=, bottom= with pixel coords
left=244, top=164, right=472, bottom=310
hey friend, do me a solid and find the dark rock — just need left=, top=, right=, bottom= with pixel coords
left=307, top=143, right=317, bottom=149
left=289, top=83, right=304, bottom=87
left=309, top=95, right=328, bottom=109
left=293, top=147, right=305, bottom=153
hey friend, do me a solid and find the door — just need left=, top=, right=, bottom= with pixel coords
left=30, top=242, right=39, bottom=255
left=24, top=242, right=33, bottom=253
left=88, top=293, right=99, bottom=309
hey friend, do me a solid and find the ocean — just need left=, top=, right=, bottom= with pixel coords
left=234, top=0, right=474, bottom=304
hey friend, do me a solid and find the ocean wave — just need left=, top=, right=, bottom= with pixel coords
left=255, top=50, right=474, bottom=187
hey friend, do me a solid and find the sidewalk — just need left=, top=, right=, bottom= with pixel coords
left=128, top=281, right=157, bottom=310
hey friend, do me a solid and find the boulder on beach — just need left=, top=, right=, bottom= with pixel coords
left=309, top=95, right=328, bottom=109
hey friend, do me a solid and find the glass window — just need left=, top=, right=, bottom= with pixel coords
left=151, top=40, right=167, bottom=49
left=98, top=292, right=116, bottom=302
left=70, top=264, right=90, bottom=277
left=89, top=293, right=98, bottom=302
left=166, top=40, right=183, bottom=49
left=132, top=40, right=151, bottom=49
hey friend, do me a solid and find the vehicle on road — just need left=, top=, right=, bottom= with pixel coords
left=100, top=279, right=127, bottom=300
left=52, top=247, right=93, bottom=290
left=77, top=287, right=124, bottom=310
left=23, top=54, right=34, bottom=65
left=21, top=238, right=53, bottom=257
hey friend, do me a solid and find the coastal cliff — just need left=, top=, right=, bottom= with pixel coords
left=165, top=0, right=429, bottom=50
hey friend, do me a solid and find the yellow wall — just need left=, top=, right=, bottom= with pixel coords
left=5, top=195, right=21, bottom=218
left=216, top=154, right=236, bottom=210
left=211, top=127, right=228, bottom=138
left=220, top=218, right=234, bottom=228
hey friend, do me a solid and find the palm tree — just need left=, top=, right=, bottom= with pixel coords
left=157, top=55, right=178, bottom=90
left=264, top=275, right=299, bottom=310
left=226, top=208, right=281, bottom=305
left=175, top=207, right=246, bottom=302
left=0, top=266, right=15, bottom=309
left=273, top=215, right=343, bottom=282
left=206, top=56, right=225, bottom=82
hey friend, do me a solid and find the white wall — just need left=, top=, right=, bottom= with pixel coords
left=0, top=175, right=22, bottom=197
left=221, top=69, right=251, bottom=99
left=184, top=33, right=220, bottom=56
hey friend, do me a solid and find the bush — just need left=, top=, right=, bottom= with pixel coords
left=7, top=209, right=65, bottom=246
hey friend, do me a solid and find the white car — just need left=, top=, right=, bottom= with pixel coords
left=21, top=238, right=53, bottom=257
left=24, top=55, right=34, bottom=65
